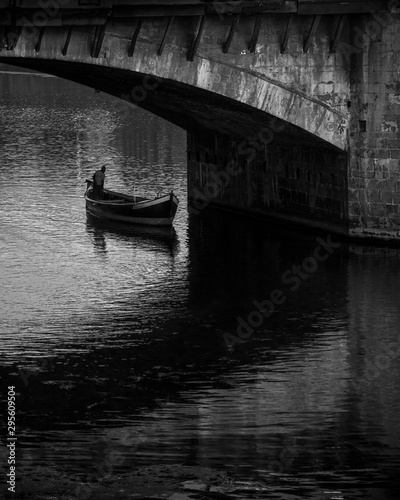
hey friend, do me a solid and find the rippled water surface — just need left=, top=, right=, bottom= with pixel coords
left=1, top=68, right=400, bottom=499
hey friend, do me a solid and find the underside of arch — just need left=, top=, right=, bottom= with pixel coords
left=1, top=57, right=345, bottom=152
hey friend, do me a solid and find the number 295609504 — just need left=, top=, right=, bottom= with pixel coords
left=8, top=386, right=16, bottom=436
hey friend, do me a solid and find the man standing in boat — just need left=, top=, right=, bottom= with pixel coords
left=93, top=165, right=106, bottom=199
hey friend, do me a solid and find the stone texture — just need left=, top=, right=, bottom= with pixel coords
left=348, top=13, right=400, bottom=240
left=188, top=131, right=349, bottom=234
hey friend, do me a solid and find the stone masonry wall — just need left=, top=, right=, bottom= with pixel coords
left=188, top=132, right=349, bottom=234
left=348, top=12, right=400, bottom=239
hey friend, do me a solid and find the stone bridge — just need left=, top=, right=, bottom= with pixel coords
left=1, top=0, right=400, bottom=242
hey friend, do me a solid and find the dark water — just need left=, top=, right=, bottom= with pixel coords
left=1, top=68, right=400, bottom=499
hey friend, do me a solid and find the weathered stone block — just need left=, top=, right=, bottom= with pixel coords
left=375, top=149, right=389, bottom=159
left=388, top=212, right=400, bottom=223
left=382, top=191, right=394, bottom=204
left=385, top=204, right=398, bottom=215
left=371, top=203, right=386, bottom=217
left=370, top=190, right=382, bottom=203
left=388, top=138, right=400, bottom=149
left=349, top=202, right=362, bottom=216
left=352, top=169, right=367, bottom=178
left=389, top=149, right=400, bottom=159
left=349, top=178, right=367, bottom=189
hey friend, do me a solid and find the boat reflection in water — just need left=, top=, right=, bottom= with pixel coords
left=86, top=213, right=179, bottom=257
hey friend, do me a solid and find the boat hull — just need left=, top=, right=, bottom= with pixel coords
left=85, top=188, right=179, bottom=226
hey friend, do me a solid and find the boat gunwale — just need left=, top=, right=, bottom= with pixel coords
left=85, top=189, right=178, bottom=208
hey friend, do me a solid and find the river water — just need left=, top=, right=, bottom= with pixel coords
left=1, top=67, right=400, bottom=499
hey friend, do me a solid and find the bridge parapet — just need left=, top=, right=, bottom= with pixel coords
left=0, top=0, right=396, bottom=24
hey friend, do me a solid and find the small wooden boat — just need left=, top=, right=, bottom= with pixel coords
left=85, top=180, right=179, bottom=226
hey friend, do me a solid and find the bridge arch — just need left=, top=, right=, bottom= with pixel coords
left=0, top=21, right=347, bottom=151
left=2, top=5, right=400, bottom=241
